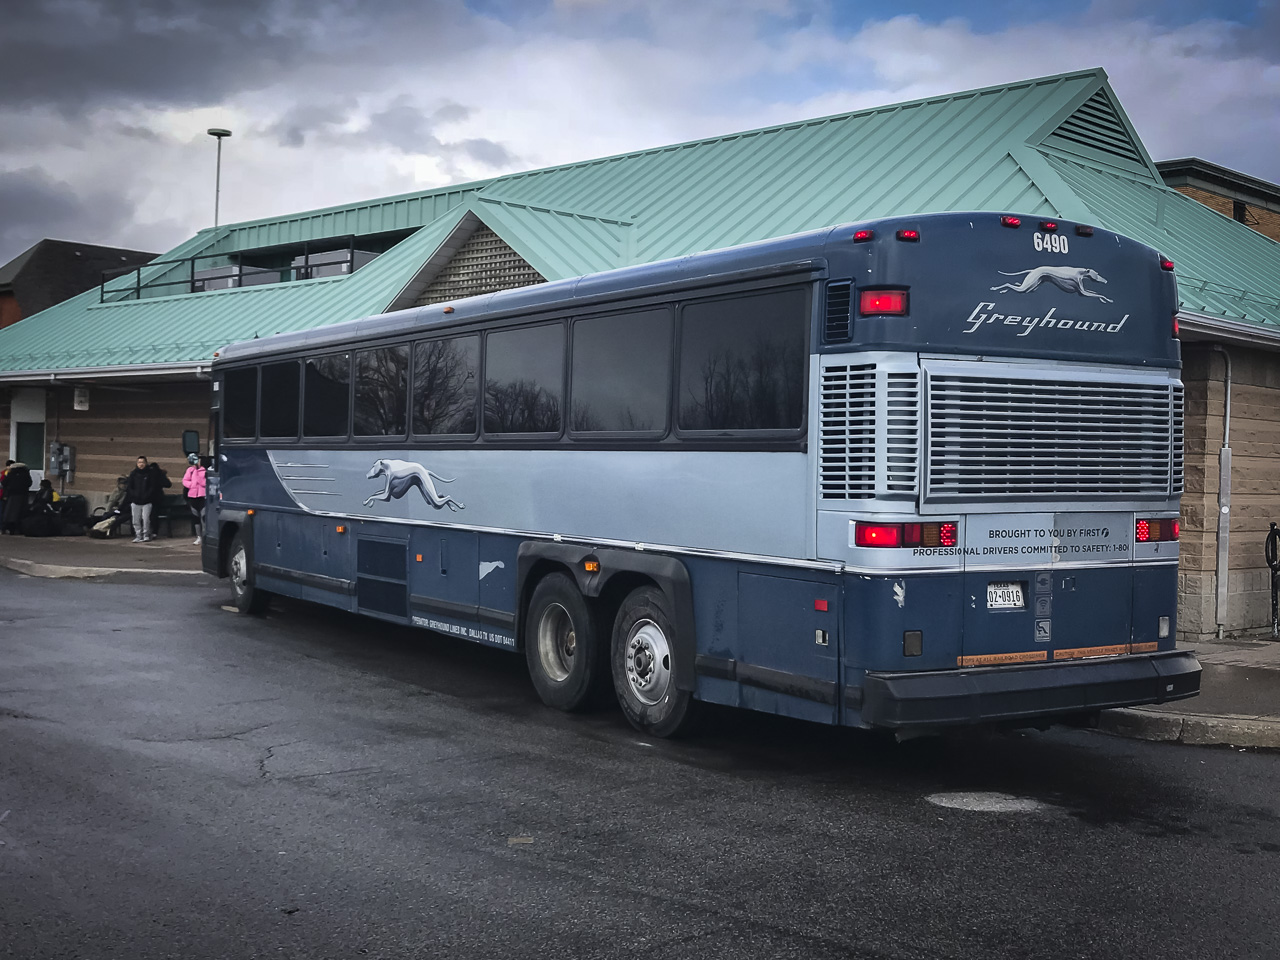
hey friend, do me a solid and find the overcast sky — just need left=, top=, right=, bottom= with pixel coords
left=1, top=0, right=1277, bottom=266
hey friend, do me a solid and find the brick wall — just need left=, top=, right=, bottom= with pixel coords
left=1179, top=342, right=1280, bottom=639
left=1173, top=185, right=1280, bottom=242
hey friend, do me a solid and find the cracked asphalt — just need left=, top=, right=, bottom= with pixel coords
left=2, top=570, right=1280, bottom=960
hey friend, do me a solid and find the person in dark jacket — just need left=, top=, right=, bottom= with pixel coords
left=124, top=456, right=171, bottom=542
left=1, top=460, right=33, bottom=534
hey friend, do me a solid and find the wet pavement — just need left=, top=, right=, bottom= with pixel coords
left=2, top=571, right=1279, bottom=959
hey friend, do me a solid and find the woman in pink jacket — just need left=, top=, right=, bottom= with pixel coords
left=182, top=454, right=207, bottom=545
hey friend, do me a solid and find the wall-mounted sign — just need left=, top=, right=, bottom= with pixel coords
left=73, top=387, right=89, bottom=411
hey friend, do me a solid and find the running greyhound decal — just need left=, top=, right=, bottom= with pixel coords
left=363, top=459, right=465, bottom=511
left=990, top=265, right=1112, bottom=303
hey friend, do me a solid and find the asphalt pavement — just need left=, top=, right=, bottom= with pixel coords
left=2, top=571, right=1279, bottom=959
left=1, top=529, right=1278, bottom=748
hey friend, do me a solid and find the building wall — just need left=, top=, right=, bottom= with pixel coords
left=1179, top=342, right=1280, bottom=640
left=0, top=291, right=21, bottom=329
left=1172, top=185, right=1280, bottom=242
left=44, top=381, right=213, bottom=505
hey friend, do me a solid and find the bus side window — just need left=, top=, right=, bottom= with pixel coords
left=303, top=353, right=351, bottom=438
left=677, top=287, right=807, bottom=432
left=412, top=336, right=478, bottom=436
left=354, top=345, right=409, bottom=437
left=570, top=307, right=672, bottom=435
left=223, top=367, right=258, bottom=439
left=260, top=360, right=301, bottom=439
left=484, top=323, right=564, bottom=435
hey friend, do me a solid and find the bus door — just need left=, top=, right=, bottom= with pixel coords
left=960, top=514, right=1134, bottom=668
left=735, top=573, right=840, bottom=724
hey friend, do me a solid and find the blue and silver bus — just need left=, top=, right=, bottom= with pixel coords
left=204, top=212, right=1200, bottom=737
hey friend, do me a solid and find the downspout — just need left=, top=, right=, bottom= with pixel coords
left=1213, top=345, right=1232, bottom=639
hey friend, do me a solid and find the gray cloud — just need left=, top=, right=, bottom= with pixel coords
left=0, top=167, right=150, bottom=262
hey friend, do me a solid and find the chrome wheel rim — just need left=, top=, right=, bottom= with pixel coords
left=536, top=602, right=576, bottom=682
left=230, top=543, right=249, bottom=598
left=625, top=619, right=671, bottom=706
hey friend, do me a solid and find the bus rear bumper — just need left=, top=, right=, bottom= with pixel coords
left=859, top=650, right=1201, bottom=730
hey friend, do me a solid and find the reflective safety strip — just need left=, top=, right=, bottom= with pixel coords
left=957, top=651, right=1048, bottom=667
left=1053, top=644, right=1128, bottom=660
left=1131, top=642, right=1159, bottom=653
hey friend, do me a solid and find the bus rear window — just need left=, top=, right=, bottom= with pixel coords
left=223, top=367, right=258, bottom=439
left=677, top=287, right=807, bottom=432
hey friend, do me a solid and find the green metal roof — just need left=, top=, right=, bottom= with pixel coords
left=3, top=66, right=1279, bottom=376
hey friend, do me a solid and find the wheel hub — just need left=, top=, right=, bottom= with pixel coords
left=625, top=620, right=671, bottom=706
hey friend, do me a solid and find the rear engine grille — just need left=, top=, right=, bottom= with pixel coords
left=885, top=371, right=919, bottom=493
left=926, top=374, right=1181, bottom=500
left=820, top=363, right=875, bottom=498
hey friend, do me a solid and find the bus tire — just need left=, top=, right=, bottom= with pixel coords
left=525, top=573, right=608, bottom=712
left=611, top=585, right=697, bottom=738
left=228, top=530, right=270, bottom=615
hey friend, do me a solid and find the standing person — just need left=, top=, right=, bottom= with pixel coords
left=182, top=453, right=207, bottom=545
left=0, top=460, right=33, bottom=535
left=124, top=455, right=170, bottom=542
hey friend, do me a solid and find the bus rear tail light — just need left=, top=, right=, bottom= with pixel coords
left=856, top=521, right=959, bottom=548
left=1173, top=313, right=1180, bottom=339
left=859, top=289, right=908, bottom=316
left=1135, top=518, right=1179, bottom=543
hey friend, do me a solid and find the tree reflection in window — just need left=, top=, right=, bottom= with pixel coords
left=484, top=324, right=563, bottom=434
left=678, top=288, right=806, bottom=431
left=354, top=345, right=408, bottom=436
left=413, top=336, right=478, bottom=435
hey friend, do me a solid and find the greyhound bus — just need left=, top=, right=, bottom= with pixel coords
left=204, top=212, right=1200, bottom=737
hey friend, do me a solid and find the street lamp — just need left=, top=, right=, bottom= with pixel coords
left=207, top=127, right=232, bottom=227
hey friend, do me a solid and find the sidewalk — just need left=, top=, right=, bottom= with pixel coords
left=1, top=531, right=1277, bottom=747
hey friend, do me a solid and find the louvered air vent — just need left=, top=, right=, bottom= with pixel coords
left=1041, top=90, right=1146, bottom=170
left=415, top=227, right=545, bottom=306
left=1171, top=383, right=1184, bottom=496
left=820, top=363, right=876, bottom=499
left=925, top=372, right=1182, bottom=501
left=885, top=371, right=920, bottom=493
left=825, top=281, right=852, bottom=343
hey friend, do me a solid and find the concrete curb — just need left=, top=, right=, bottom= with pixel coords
left=0, top=558, right=204, bottom=580
left=1100, top=708, right=1280, bottom=749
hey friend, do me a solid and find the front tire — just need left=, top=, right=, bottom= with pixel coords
left=228, top=530, right=270, bottom=615
left=611, top=585, right=697, bottom=738
left=525, top=573, right=608, bottom=712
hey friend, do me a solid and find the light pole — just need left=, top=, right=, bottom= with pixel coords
left=207, top=128, right=232, bottom=227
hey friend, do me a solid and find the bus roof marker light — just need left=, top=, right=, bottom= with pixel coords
left=1000, top=216, right=1021, bottom=228
left=859, top=289, right=908, bottom=316
left=896, top=229, right=920, bottom=242
left=1075, top=224, right=1095, bottom=237
left=1160, top=257, right=1175, bottom=271
left=853, top=229, right=874, bottom=242
left=1039, top=221, right=1059, bottom=232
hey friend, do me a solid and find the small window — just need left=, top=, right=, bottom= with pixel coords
left=484, top=324, right=564, bottom=435
left=571, top=308, right=671, bottom=434
left=678, top=287, right=807, bottom=432
left=354, top=345, right=409, bottom=437
left=223, top=367, right=258, bottom=439
left=303, top=353, right=351, bottom=437
left=260, top=361, right=301, bottom=438
left=413, top=335, right=478, bottom=435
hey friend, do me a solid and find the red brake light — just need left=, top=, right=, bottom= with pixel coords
left=1136, top=519, right=1150, bottom=543
left=1173, top=313, right=1180, bottom=339
left=938, top=522, right=958, bottom=548
left=1000, top=216, right=1021, bottom=228
left=1136, top=518, right=1179, bottom=543
left=859, top=289, right=908, bottom=316
left=853, top=229, right=874, bottom=242
left=855, top=523, right=902, bottom=548
left=1039, top=221, right=1059, bottom=232
left=896, top=229, right=920, bottom=242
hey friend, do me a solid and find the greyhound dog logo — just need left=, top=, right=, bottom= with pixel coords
left=990, top=265, right=1112, bottom=303
left=364, top=459, right=464, bottom=511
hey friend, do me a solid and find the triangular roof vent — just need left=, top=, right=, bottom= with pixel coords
left=413, top=223, right=544, bottom=308
left=1039, top=89, right=1148, bottom=173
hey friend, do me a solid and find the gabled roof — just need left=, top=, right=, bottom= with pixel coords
left=3, top=66, right=1279, bottom=378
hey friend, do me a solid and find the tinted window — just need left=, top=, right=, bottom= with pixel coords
left=354, top=345, right=409, bottom=437
left=571, top=308, right=671, bottom=433
left=303, top=353, right=351, bottom=437
left=413, top=336, right=478, bottom=435
left=223, top=367, right=258, bottom=439
left=259, top=361, right=300, bottom=438
left=484, top=324, right=563, bottom=434
left=678, top=288, right=807, bottom=431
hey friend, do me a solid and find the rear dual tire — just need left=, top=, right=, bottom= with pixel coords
left=611, top=586, right=697, bottom=739
left=525, top=573, right=610, bottom=712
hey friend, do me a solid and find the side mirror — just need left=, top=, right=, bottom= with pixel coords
left=182, top=430, right=200, bottom=456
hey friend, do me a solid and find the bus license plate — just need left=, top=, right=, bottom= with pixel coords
left=987, top=582, right=1025, bottom=609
